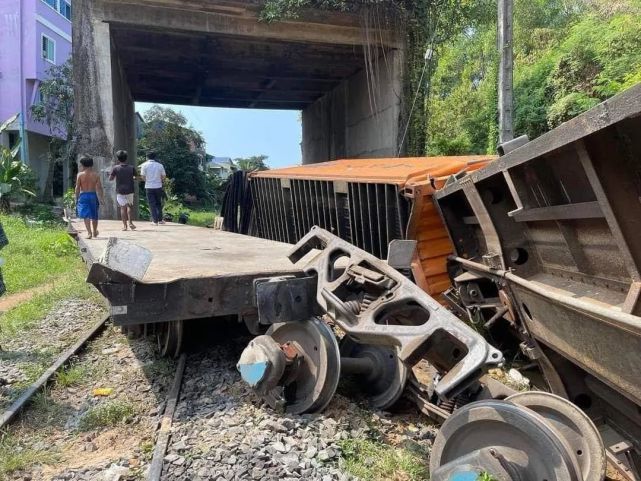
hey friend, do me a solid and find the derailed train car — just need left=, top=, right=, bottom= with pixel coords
left=245, top=84, right=641, bottom=479
left=249, top=155, right=494, bottom=300
left=434, top=84, right=641, bottom=478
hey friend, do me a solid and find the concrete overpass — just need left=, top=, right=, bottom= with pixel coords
left=73, top=0, right=404, bottom=218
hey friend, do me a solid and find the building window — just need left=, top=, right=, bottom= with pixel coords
left=35, top=85, right=49, bottom=105
left=41, top=0, right=71, bottom=21
left=42, top=35, right=56, bottom=63
left=59, top=1, right=71, bottom=20
left=8, top=133, right=18, bottom=150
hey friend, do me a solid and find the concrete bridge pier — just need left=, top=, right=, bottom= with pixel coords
left=74, top=2, right=136, bottom=220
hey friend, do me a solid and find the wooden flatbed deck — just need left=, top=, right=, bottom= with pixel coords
left=69, top=220, right=306, bottom=326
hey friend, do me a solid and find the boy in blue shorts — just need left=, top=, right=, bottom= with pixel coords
left=75, top=155, right=104, bottom=239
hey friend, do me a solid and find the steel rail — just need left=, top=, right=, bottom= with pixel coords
left=148, top=353, right=187, bottom=481
left=0, top=313, right=110, bottom=430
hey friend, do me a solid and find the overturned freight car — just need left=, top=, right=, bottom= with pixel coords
left=433, top=83, right=641, bottom=479
left=244, top=84, right=641, bottom=480
left=248, top=156, right=494, bottom=299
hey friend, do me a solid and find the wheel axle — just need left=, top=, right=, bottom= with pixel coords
left=237, top=318, right=341, bottom=414
left=429, top=392, right=605, bottom=481
left=237, top=319, right=407, bottom=414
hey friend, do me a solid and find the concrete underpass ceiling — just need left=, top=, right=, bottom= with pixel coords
left=112, top=26, right=382, bottom=110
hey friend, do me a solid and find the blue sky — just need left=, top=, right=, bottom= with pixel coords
left=136, top=103, right=302, bottom=169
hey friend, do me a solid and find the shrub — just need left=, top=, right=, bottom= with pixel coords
left=0, top=146, right=36, bottom=211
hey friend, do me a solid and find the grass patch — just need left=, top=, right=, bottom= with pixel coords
left=78, top=399, right=137, bottom=431
left=139, top=439, right=155, bottom=460
left=338, top=438, right=429, bottom=481
left=0, top=433, right=57, bottom=481
left=55, top=362, right=93, bottom=388
left=185, top=207, right=218, bottom=227
left=0, top=214, right=79, bottom=295
left=0, top=266, right=101, bottom=338
left=479, top=472, right=499, bottom=481
left=160, top=203, right=219, bottom=228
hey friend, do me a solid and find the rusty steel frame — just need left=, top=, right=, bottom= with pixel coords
left=433, top=83, right=641, bottom=476
left=288, top=227, right=504, bottom=401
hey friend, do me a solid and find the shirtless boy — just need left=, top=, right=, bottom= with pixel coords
left=75, top=155, right=104, bottom=239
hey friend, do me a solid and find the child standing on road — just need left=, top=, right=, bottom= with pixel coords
left=75, top=155, right=104, bottom=239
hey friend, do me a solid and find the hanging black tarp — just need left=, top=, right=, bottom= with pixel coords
left=220, top=171, right=253, bottom=235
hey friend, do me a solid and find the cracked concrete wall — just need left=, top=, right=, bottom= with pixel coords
left=301, top=49, right=403, bottom=163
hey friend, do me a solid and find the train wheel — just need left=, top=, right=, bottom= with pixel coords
left=262, top=318, right=341, bottom=414
left=506, top=391, right=606, bottom=481
left=429, top=398, right=585, bottom=481
left=339, top=336, right=407, bottom=410
left=156, top=320, right=184, bottom=358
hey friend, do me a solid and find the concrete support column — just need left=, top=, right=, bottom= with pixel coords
left=110, top=38, right=137, bottom=220
left=74, top=0, right=135, bottom=219
left=62, top=159, right=70, bottom=193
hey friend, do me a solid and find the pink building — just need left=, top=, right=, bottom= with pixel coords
left=0, top=0, right=72, bottom=194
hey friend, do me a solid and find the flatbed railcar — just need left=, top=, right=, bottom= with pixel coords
left=69, top=220, right=312, bottom=355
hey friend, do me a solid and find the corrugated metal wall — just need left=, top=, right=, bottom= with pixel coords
left=251, top=177, right=409, bottom=260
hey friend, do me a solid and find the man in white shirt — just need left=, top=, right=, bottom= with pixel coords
left=139, top=151, right=167, bottom=225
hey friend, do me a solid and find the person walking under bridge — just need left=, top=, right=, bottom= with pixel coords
left=139, top=151, right=167, bottom=226
left=109, top=150, right=137, bottom=231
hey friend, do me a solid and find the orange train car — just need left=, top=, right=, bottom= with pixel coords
left=249, top=156, right=496, bottom=299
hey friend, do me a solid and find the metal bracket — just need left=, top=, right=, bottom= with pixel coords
left=254, top=276, right=318, bottom=325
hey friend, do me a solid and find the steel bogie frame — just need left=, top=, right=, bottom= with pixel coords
left=434, top=84, right=641, bottom=468
left=289, top=227, right=504, bottom=401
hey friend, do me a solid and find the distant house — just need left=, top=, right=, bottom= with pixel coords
left=0, top=0, right=72, bottom=195
left=205, top=157, right=236, bottom=180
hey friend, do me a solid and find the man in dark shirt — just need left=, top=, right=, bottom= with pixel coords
left=109, top=150, right=137, bottom=231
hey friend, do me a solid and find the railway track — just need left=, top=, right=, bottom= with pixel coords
left=0, top=314, right=110, bottom=430
left=144, top=329, right=361, bottom=481
left=1, top=311, right=181, bottom=481
left=148, top=353, right=186, bottom=481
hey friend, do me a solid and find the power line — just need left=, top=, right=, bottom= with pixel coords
left=397, top=10, right=441, bottom=157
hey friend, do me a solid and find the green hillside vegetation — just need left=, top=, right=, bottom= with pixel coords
left=426, top=0, right=641, bottom=155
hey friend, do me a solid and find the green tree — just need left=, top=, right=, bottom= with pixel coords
left=234, top=155, right=270, bottom=172
left=137, top=106, right=209, bottom=200
left=30, top=59, right=75, bottom=201
left=425, top=0, right=641, bottom=155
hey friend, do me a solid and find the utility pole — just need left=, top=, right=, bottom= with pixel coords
left=498, top=0, right=514, bottom=144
